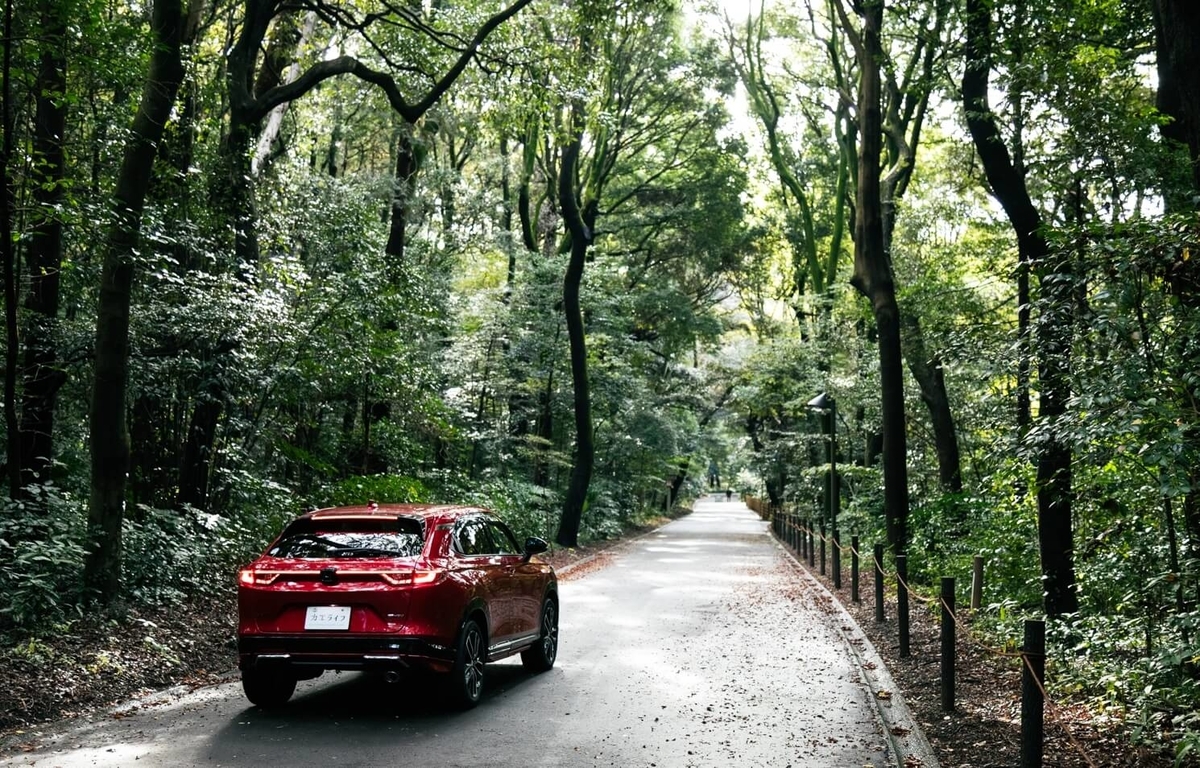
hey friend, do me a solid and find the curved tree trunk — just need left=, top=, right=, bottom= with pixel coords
left=85, top=0, right=189, bottom=603
left=554, top=129, right=594, bottom=549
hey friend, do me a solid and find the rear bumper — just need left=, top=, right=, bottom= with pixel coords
left=238, top=634, right=455, bottom=673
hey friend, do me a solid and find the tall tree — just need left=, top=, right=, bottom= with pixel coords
left=15, top=0, right=71, bottom=491
left=723, top=6, right=849, bottom=310
left=173, top=0, right=535, bottom=509
left=555, top=104, right=593, bottom=547
left=1151, top=0, right=1200, bottom=562
left=962, top=0, right=1078, bottom=617
left=0, top=0, right=16, bottom=497
left=837, top=0, right=910, bottom=555
left=85, top=0, right=195, bottom=602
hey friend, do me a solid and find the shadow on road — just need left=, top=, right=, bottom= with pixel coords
left=205, top=663, right=553, bottom=762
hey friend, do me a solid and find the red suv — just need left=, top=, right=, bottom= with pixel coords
left=237, top=503, right=558, bottom=709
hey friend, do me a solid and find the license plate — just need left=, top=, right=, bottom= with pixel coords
left=304, top=605, right=351, bottom=630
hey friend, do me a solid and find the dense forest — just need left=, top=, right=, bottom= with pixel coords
left=2, top=0, right=1199, bottom=758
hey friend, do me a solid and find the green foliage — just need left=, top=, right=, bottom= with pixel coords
left=318, top=474, right=431, bottom=507
left=459, top=477, right=562, bottom=542
left=122, top=507, right=226, bottom=605
left=0, top=489, right=88, bottom=637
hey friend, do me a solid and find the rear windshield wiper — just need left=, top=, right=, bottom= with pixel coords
left=285, top=533, right=351, bottom=550
left=326, top=547, right=407, bottom=558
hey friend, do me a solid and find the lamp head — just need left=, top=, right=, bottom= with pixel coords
left=806, top=392, right=833, bottom=411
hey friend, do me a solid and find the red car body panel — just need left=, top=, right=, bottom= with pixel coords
left=237, top=504, right=556, bottom=677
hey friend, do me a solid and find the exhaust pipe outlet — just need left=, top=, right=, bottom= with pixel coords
left=384, top=670, right=402, bottom=684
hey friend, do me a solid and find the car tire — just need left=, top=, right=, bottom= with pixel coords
left=241, top=667, right=297, bottom=708
left=448, top=617, right=486, bottom=709
left=521, top=597, right=558, bottom=672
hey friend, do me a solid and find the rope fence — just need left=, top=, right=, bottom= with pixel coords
left=757, top=501, right=1101, bottom=768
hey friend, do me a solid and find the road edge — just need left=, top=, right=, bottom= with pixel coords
left=776, top=538, right=942, bottom=768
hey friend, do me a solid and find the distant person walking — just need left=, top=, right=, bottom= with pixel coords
left=707, top=460, right=720, bottom=489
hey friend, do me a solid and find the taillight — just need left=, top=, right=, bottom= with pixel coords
left=380, top=569, right=442, bottom=586
left=237, top=568, right=280, bottom=586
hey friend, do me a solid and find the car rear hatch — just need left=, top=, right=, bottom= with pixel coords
left=239, top=514, right=432, bottom=634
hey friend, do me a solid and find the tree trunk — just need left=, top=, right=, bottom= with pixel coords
left=900, top=313, right=962, bottom=493
left=554, top=129, right=594, bottom=549
left=85, top=0, right=188, bottom=603
left=1153, top=0, right=1200, bottom=197
left=177, top=389, right=221, bottom=509
left=1, top=0, right=18, bottom=497
left=17, top=0, right=69, bottom=490
left=963, top=0, right=1077, bottom=616
left=1153, top=0, right=1200, bottom=561
left=848, top=0, right=909, bottom=557
left=384, top=128, right=421, bottom=266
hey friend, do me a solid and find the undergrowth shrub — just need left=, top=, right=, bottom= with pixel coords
left=0, top=487, right=88, bottom=637
left=319, top=474, right=430, bottom=506
left=460, top=477, right=560, bottom=541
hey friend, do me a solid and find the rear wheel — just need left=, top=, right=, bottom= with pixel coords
left=241, top=667, right=297, bottom=708
left=448, top=617, right=486, bottom=709
left=521, top=597, right=558, bottom=672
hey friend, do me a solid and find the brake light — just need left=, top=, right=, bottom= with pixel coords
left=237, top=568, right=280, bottom=586
left=380, top=569, right=442, bottom=586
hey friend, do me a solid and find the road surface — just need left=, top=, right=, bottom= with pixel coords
left=1, top=498, right=896, bottom=767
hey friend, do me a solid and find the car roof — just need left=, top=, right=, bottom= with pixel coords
left=301, top=503, right=490, bottom=528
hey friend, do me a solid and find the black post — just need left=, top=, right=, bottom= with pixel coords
left=819, top=517, right=826, bottom=575
left=829, top=398, right=840, bottom=589
left=874, top=543, right=885, bottom=622
left=972, top=555, right=984, bottom=611
left=897, top=554, right=910, bottom=658
left=1021, top=619, right=1046, bottom=767
left=808, top=524, right=815, bottom=567
left=801, top=519, right=808, bottom=559
left=941, top=577, right=955, bottom=711
left=851, top=535, right=860, bottom=603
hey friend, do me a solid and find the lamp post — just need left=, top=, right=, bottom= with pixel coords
left=807, top=392, right=840, bottom=589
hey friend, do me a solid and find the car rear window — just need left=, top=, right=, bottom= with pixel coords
left=269, top=516, right=425, bottom=559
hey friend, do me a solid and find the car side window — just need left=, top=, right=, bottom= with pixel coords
left=455, top=520, right=495, bottom=556
left=487, top=521, right=521, bottom=555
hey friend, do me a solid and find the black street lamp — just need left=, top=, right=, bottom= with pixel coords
left=807, top=392, right=840, bottom=589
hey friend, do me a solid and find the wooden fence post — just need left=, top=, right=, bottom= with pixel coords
left=971, top=555, right=984, bottom=611
left=1021, top=619, right=1046, bottom=767
left=897, top=554, right=910, bottom=658
left=941, top=577, right=955, bottom=712
left=874, top=544, right=885, bottom=623
left=851, top=535, right=860, bottom=603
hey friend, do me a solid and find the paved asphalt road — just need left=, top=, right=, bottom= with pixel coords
left=1, top=499, right=895, bottom=767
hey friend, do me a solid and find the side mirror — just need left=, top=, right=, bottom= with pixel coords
left=523, top=536, right=549, bottom=561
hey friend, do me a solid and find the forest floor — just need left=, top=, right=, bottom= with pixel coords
left=0, top=505, right=1187, bottom=766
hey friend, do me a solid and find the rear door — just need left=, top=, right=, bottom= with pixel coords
left=453, top=518, right=517, bottom=643
left=486, top=520, right=544, bottom=637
